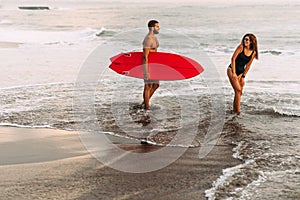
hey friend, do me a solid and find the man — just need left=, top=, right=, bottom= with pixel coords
left=142, top=19, right=160, bottom=110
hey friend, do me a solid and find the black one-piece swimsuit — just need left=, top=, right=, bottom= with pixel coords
left=229, top=48, right=253, bottom=76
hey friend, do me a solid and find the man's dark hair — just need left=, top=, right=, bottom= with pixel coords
left=148, top=20, right=159, bottom=27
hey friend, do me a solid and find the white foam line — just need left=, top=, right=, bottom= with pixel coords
left=0, top=123, right=53, bottom=129
left=205, top=138, right=253, bottom=200
left=205, top=166, right=238, bottom=199
left=239, top=174, right=266, bottom=199
left=205, top=160, right=253, bottom=200
left=103, top=131, right=198, bottom=148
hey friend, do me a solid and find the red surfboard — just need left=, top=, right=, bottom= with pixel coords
left=109, top=52, right=204, bottom=80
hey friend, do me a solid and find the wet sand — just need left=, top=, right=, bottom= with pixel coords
left=0, top=127, right=241, bottom=200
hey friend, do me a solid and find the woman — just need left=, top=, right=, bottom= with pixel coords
left=227, top=33, right=258, bottom=114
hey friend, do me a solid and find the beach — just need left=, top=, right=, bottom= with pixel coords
left=0, top=127, right=240, bottom=199
left=0, top=0, right=299, bottom=199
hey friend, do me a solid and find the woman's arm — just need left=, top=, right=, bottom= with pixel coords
left=242, top=51, right=256, bottom=77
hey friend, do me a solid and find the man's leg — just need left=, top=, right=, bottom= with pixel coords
left=143, top=83, right=151, bottom=110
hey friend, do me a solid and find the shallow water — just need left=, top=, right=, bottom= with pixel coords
left=1, top=0, right=299, bottom=199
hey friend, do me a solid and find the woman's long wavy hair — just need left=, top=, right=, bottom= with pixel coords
left=242, top=33, right=258, bottom=59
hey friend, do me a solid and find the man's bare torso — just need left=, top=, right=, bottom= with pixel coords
left=143, top=34, right=159, bottom=51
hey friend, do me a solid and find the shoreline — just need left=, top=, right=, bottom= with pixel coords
left=0, top=126, right=241, bottom=199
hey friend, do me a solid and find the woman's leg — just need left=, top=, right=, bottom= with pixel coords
left=227, top=68, right=243, bottom=113
left=235, top=77, right=245, bottom=113
left=233, top=96, right=237, bottom=112
left=234, top=91, right=241, bottom=113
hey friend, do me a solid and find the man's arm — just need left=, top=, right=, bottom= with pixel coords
left=143, top=48, right=150, bottom=80
left=143, top=37, right=152, bottom=80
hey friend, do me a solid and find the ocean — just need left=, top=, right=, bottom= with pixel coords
left=0, top=0, right=299, bottom=199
